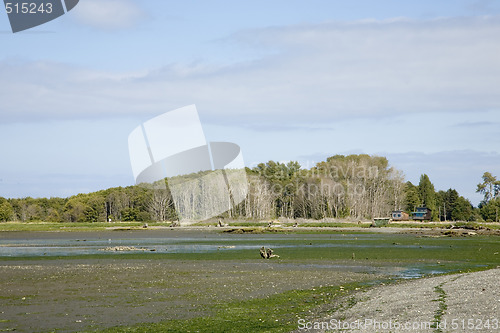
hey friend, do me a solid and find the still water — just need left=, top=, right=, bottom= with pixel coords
left=0, top=230, right=484, bottom=279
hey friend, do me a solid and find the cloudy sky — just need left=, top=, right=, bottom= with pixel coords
left=1, top=0, right=499, bottom=205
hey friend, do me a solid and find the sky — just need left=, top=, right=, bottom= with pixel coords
left=1, top=0, right=500, bottom=205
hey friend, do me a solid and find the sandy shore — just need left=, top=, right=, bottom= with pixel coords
left=297, top=268, right=500, bottom=332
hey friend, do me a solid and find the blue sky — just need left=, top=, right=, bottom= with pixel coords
left=1, top=0, right=500, bottom=205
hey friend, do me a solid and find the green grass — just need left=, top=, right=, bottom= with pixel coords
left=387, top=221, right=500, bottom=230
left=431, top=282, right=448, bottom=332
left=0, top=221, right=168, bottom=232
left=96, top=283, right=363, bottom=333
left=286, top=222, right=371, bottom=228
left=194, top=221, right=373, bottom=228
left=192, top=221, right=271, bottom=227
left=1, top=220, right=498, bottom=232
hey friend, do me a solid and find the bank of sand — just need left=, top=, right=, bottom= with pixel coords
left=299, top=268, right=500, bottom=333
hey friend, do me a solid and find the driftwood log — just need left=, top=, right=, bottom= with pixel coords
left=259, top=246, right=280, bottom=259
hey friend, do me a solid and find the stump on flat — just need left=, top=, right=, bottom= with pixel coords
left=259, top=246, right=280, bottom=259
left=260, top=246, right=267, bottom=259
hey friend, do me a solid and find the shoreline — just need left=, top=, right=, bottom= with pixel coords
left=1, top=223, right=499, bottom=237
left=297, top=267, right=500, bottom=332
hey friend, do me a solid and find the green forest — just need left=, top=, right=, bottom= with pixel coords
left=0, top=154, right=499, bottom=223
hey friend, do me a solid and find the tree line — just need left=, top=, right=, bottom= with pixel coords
left=0, top=154, right=498, bottom=223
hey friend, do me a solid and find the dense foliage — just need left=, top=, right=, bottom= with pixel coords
left=0, top=155, right=497, bottom=222
left=242, top=155, right=404, bottom=220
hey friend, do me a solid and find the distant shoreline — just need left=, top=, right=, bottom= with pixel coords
left=0, top=220, right=499, bottom=235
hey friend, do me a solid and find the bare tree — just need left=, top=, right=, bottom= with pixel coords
left=148, top=189, right=170, bottom=222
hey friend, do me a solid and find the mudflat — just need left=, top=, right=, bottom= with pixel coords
left=0, top=258, right=377, bottom=332
left=0, top=228, right=498, bottom=332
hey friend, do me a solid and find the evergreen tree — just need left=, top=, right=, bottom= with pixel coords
left=451, top=197, right=473, bottom=221
left=479, top=198, right=500, bottom=222
left=404, top=181, right=420, bottom=213
left=436, top=189, right=459, bottom=221
left=418, top=174, right=438, bottom=220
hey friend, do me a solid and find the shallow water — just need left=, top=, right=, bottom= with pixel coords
left=0, top=231, right=441, bottom=256
left=0, top=230, right=479, bottom=280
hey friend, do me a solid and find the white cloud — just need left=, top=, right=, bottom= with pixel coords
left=229, top=16, right=500, bottom=118
left=1, top=16, right=500, bottom=125
left=73, top=0, right=146, bottom=30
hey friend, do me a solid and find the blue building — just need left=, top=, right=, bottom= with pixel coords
left=411, top=207, right=432, bottom=221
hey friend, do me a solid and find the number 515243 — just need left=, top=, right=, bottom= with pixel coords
left=5, top=2, right=53, bottom=14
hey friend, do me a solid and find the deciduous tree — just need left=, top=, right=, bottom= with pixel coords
left=476, top=172, right=500, bottom=204
left=0, top=198, right=14, bottom=222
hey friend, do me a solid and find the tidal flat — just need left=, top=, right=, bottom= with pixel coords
left=0, top=229, right=498, bottom=332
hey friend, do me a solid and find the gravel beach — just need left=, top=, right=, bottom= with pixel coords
left=297, top=268, right=500, bottom=332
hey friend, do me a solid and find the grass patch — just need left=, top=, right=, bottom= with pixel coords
left=288, top=222, right=372, bottom=228
left=97, top=283, right=362, bottom=333
left=387, top=221, right=500, bottom=230
left=431, top=282, right=448, bottom=332
left=192, top=221, right=271, bottom=228
left=1, top=220, right=499, bottom=232
left=0, top=222, right=168, bottom=232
